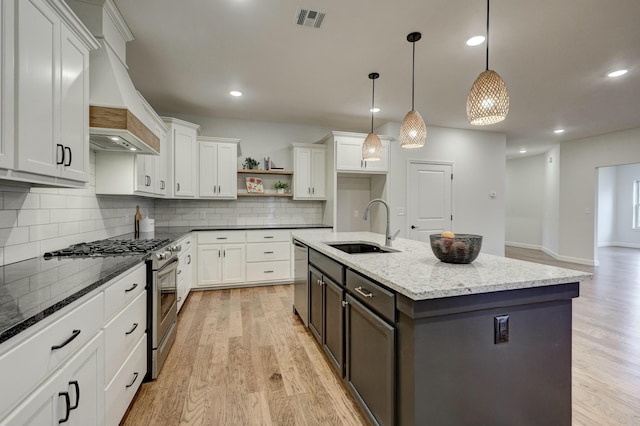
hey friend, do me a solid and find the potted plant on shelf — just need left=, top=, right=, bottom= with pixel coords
left=274, top=181, right=289, bottom=194
left=243, top=157, right=259, bottom=170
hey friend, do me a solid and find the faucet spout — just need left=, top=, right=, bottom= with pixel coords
left=363, top=198, right=394, bottom=247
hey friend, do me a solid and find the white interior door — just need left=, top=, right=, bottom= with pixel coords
left=407, top=162, right=453, bottom=242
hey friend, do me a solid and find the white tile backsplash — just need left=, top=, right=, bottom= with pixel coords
left=0, top=151, right=154, bottom=266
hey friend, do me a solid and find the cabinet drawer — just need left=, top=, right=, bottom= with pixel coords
left=104, top=291, right=147, bottom=384
left=0, top=293, right=103, bottom=419
left=177, top=233, right=193, bottom=248
left=246, top=241, right=291, bottom=262
left=310, top=249, right=344, bottom=284
left=346, top=270, right=395, bottom=323
left=105, top=334, right=146, bottom=426
left=246, top=260, right=291, bottom=282
left=198, top=231, right=245, bottom=244
left=246, top=229, right=290, bottom=243
left=104, top=263, right=147, bottom=320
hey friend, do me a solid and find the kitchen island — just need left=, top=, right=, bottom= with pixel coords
left=291, top=231, right=592, bottom=426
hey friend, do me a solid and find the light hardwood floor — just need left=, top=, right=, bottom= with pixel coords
left=123, top=247, right=640, bottom=425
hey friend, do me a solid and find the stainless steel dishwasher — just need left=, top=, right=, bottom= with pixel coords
left=293, top=239, right=309, bottom=326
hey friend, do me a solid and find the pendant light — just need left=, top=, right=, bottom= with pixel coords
left=362, top=72, right=382, bottom=161
left=466, top=0, right=509, bottom=125
left=399, top=32, right=426, bottom=149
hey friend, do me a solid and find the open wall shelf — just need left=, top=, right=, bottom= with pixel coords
left=237, top=170, right=293, bottom=176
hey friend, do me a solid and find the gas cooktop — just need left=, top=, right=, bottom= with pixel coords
left=44, top=238, right=170, bottom=258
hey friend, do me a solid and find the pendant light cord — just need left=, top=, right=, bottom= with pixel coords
left=485, top=0, right=490, bottom=71
left=411, top=40, right=416, bottom=111
left=371, top=78, right=375, bottom=132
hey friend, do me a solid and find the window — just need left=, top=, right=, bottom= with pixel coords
left=634, top=180, right=640, bottom=229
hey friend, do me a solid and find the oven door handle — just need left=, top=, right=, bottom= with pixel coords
left=157, top=258, right=179, bottom=279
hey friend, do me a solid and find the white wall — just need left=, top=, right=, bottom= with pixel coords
left=541, top=145, right=561, bottom=256
left=161, top=113, right=332, bottom=170
left=336, top=176, right=372, bottom=232
left=0, top=151, right=154, bottom=266
left=559, top=127, right=640, bottom=264
left=505, top=154, right=545, bottom=248
left=380, top=123, right=507, bottom=256
left=614, top=163, right=640, bottom=248
left=597, top=166, right=616, bottom=246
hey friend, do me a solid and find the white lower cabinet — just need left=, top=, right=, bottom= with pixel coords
left=0, top=332, right=104, bottom=426
left=104, top=335, right=146, bottom=426
left=195, top=230, right=296, bottom=288
left=177, top=234, right=194, bottom=312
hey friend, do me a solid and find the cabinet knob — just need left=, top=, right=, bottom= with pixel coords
left=341, top=300, right=349, bottom=308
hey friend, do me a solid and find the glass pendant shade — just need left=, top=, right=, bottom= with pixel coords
left=467, top=69, right=509, bottom=125
left=362, top=132, right=382, bottom=161
left=399, top=109, right=426, bottom=148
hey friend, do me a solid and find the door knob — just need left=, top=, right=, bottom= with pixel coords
left=410, top=225, right=417, bottom=229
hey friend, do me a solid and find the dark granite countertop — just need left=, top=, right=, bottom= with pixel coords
left=0, top=254, right=147, bottom=345
left=0, top=223, right=330, bottom=346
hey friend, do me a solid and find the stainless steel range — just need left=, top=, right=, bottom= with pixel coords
left=44, top=237, right=181, bottom=380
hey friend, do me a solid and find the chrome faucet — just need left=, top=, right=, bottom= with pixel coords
left=363, top=198, right=399, bottom=247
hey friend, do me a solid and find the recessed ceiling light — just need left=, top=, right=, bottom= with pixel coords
left=519, top=148, right=527, bottom=154
left=129, top=147, right=137, bottom=151
left=553, top=129, right=565, bottom=134
left=230, top=91, right=243, bottom=97
left=607, top=69, right=628, bottom=78
left=466, top=35, right=485, bottom=46
left=370, top=107, right=380, bottom=113
left=109, top=136, right=120, bottom=141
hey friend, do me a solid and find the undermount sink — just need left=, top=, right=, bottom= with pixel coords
left=325, top=242, right=399, bottom=254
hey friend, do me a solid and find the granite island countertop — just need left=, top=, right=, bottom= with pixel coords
left=291, top=230, right=593, bottom=301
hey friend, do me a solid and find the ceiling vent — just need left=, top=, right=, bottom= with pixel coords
left=295, top=8, right=325, bottom=28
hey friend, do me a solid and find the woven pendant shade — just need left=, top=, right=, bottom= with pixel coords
left=399, top=110, right=427, bottom=148
left=362, top=72, right=382, bottom=161
left=466, top=69, right=509, bottom=125
left=362, top=132, right=382, bottom=161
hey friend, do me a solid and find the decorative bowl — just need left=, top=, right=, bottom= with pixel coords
left=429, top=234, right=483, bottom=264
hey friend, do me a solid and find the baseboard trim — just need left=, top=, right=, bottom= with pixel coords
left=505, top=241, right=543, bottom=250
left=541, top=247, right=597, bottom=266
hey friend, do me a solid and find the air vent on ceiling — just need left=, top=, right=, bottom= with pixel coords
left=295, top=8, right=325, bottom=28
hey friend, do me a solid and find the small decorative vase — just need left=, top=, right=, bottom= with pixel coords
left=277, top=188, right=285, bottom=194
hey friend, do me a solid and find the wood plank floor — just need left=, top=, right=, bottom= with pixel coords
left=123, top=247, right=640, bottom=425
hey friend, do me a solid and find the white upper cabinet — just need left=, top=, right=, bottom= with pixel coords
left=198, top=136, right=239, bottom=199
left=8, top=0, right=97, bottom=185
left=291, top=144, right=326, bottom=200
left=335, top=134, right=390, bottom=173
left=163, top=117, right=200, bottom=198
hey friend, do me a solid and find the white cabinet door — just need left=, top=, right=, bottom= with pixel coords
left=293, top=147, right=312, bottom=199
left=0, top=1, right=13, bottom=170
left=197, top=245, right=223, bottom=286
left=311, top=148, right=326, bottom=198
left=198, top=140, right=238, bottom=199
left=198, top=142, right=217, bottom=197
left=196, top=244, right=245, bottom=286
left=292, top=146, right=326, bottom=200
left=336, top=136, right=389, bottom=173
left=335, top=137, right=363, bottom=171
left=16, top=0, right=60, bottom=177
left=135, top=154, right=154, bottom=194
left=155, top=125, right=168, bottom=196
left=1, top=333, right=103, bottom=426
left=216, top=143, right=237, bottom=198
left=59, top=25, right=89, bottom=182
left=173, top=127, right=197, bottom=197
left=222, top=245, right=245, bottom=284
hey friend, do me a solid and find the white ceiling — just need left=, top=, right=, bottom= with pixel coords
left=113, top=0, right=640, bottom=158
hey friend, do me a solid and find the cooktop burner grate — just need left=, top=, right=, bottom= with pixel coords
left=44, top=238, right=170, bottom=258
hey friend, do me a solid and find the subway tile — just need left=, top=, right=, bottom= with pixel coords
left=50, top=209, right=92, bottom=223
left=4, top=241, right=40, bottom=265
left=40, top=193, right=67, bottom=209
left=4, top=192, right=39, bottom=209
left=0, top=227, right=29, bottom=246
left=30, top=224, right=59, bottom=241
left=17, top=210, right=50, bottom=226
left=0, top=210, right=18, bottom=228
left=58, top=221, right=80, bottom=236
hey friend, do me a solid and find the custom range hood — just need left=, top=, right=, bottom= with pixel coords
left=68, top=0, right=159, bottom=154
